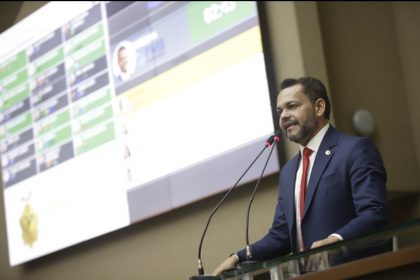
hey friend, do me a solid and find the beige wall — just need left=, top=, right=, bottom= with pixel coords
left=318, top=1, right=420, bottom=192
left=14, top=1, right=46, bottom=23
left=0, top=1, right=419, bottom=280
left=392, top=2, right=420, bottom=180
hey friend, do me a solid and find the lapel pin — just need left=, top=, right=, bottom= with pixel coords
left=325, top=150, right=331, bottom=156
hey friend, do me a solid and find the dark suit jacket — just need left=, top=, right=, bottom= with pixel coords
left=237, top=125, right=390, bottom=262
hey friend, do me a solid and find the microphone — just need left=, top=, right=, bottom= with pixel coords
left=190, top=132, right=280, bottom=280
left=241, top=131, right=280, bottom=268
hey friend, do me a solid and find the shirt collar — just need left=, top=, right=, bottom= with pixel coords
left=299, top=123, right=330, bottom=154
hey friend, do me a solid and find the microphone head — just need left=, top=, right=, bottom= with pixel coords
left=265, top=131, right=281, bottom=147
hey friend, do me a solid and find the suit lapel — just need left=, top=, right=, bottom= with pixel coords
left=285, top=155, right=300, bottom=234
left=302, top=126, right=339, bottom=220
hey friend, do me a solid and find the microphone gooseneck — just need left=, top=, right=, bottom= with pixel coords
left=245, top=132, right=280, bottom=261
left=194, top=132, right=279, bottom=277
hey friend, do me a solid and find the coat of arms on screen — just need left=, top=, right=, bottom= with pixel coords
left=19, top=198, right=38, bottom=247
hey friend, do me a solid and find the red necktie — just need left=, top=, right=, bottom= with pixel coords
left=300, top=147, right=313, bottom=221
left=299, top=147, right=312, bottom=251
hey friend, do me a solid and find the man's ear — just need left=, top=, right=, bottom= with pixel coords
left=314, top=98, right=326, bottom=117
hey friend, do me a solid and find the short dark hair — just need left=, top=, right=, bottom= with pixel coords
left=279, top=76, right=331, bottom=119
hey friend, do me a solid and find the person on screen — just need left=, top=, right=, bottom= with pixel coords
left=114, top=42, right=137, bottom=82
left=117, top=46, right=129, bottom=74
left=213, top=76, right=390, bottom=275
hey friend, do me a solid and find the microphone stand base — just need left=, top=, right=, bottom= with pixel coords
left=189, top=275, right=221, bottom=280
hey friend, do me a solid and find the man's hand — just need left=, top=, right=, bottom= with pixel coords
left=212, top=254, right=239, bottom=276
left=305, top=251, right=330, bottom=272
left=311, top=235, right=340, bottom=249
left=304, top=236, right=340, bottom=272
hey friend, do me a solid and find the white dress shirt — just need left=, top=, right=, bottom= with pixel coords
left=294, top=123, right=342, bottom=251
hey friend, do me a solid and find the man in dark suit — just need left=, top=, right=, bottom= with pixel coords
left=213, top=76, right=390, bottom=275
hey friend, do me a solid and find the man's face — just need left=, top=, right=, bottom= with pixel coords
left=276, top=84, right=317, bottom=146
left=118, top=47, right=128, bottom=73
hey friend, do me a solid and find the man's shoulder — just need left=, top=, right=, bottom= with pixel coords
left=331, top=129, right=382, bottom=160
left=328, top=126, right=373, bottom=146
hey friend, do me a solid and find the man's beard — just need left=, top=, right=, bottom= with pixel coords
left=286, top=113, right=317, bottom=143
